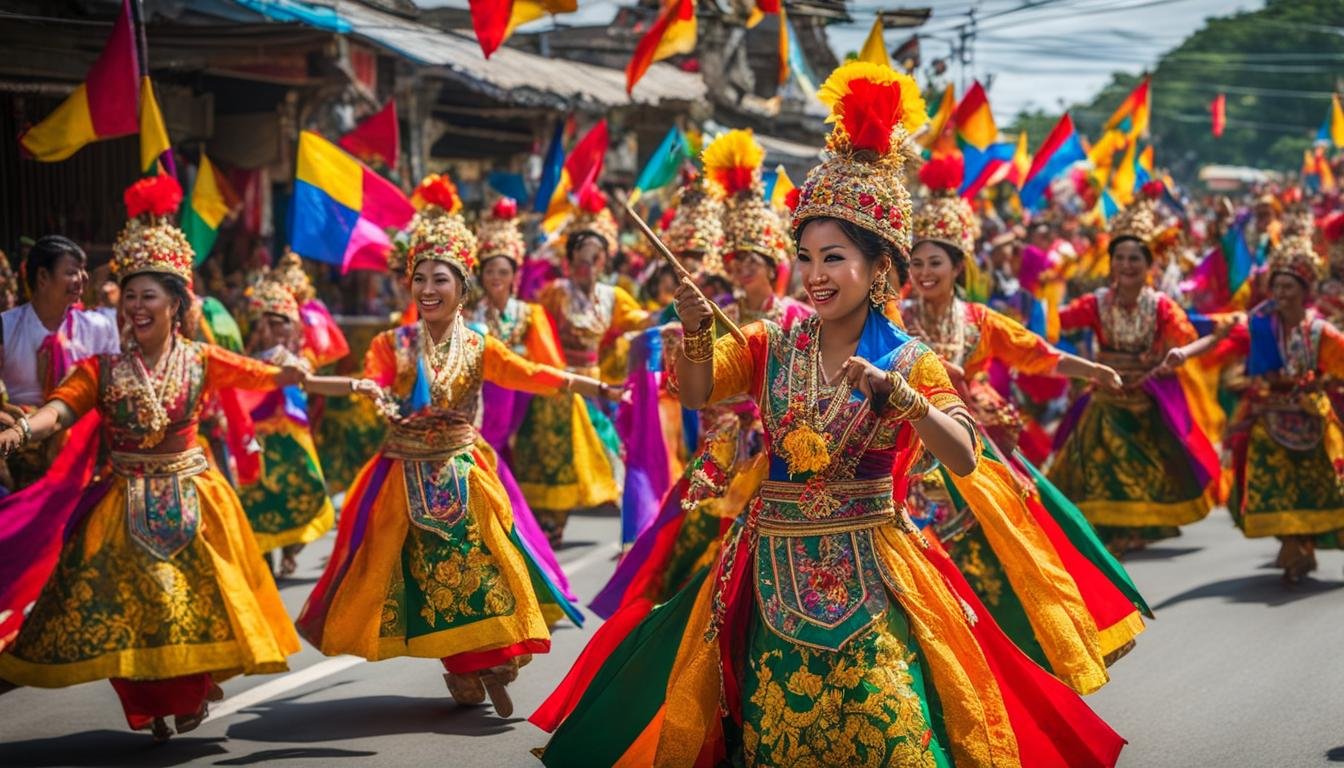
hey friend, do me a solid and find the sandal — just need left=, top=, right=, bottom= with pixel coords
left=480, top=663, right=520, bottom=718
left=150, top=717, right=172, bottom=743
left=173, top=701, right=209, bottom=735
left=444, top=672, right=486, bottom=706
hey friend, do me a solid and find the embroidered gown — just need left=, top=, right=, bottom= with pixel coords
left=591, top=295, right=812, bottom=618
left=1222, top=305, right=1344, bottom=546
left=467, top=296, right=578, bottom=604
left=1049, top=287, right=1220, bottom=541
left=296, top=319, right=581, bottom=673
left=237, top=345, right=335, bottom=552
left=511, top=280, right=647, bottom=537
left=0, top=339, right=300, bottom=729
left=901, top=298, right=1149, bottom=694
left=534, top=313, right=1124, bottom=768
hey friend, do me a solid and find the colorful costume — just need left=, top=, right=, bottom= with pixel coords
left=0, top=176, right=298, bottom=733
left=1222, top=235, right=1344, bottom=579
left=297, top=176, right=579, bottom=713
left=513, top=191, right=647, bottom=542
left=536, top=62, right=1122, bottom=768
left=1049, top=194, right=1219, bottom=545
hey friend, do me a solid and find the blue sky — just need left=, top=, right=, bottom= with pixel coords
left=419, top=0, right=1266, bottom=120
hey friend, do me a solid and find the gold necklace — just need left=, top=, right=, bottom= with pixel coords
left=419, top=316, right=469, bottom=405
left=917, top=295, right=966, bottom=365
left=128, top=336, right=189, bottom=448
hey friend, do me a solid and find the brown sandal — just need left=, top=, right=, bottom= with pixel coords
left=173, top=701, right=209, bottom=734
left=150, top=717, right=172, bottom=743
left=444, top=672, right=486, bottom=706
left=480, top=663, right=520, bottom=718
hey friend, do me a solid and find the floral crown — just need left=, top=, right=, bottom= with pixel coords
left=246, top=276, right=300, bottom=323
left=703, top=129, right=789, bottom=268
left=407, top=174, right=478, bottom=280
left=912, top=154, right=977, bottom=258
left=663, top=169, right=726, bottom=269
left=273, top=249, right=315, bottom=302
left=1108, top=181, right=1163, bottom=251
left=112, top=175, right=195, bottom=287
left=1267, top=233, right=1325, bottom=288
left=562, top=186, right=619, bottom=251
left=475, top=197, right=527, bottom=269
left=790, top=61, right=927, bottom=255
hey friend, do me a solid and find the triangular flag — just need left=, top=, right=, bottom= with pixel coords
left=183, top=152, right=234, bottom=265
left=339, top=99, right=400, bottom=170
left=857, top=18, right=891, bottom=68
left=139, top=77, right=172, bottom=174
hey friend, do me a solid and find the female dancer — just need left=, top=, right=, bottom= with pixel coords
left=900, top=155, right=1148, bottom=692
left=535, top=62, right=1123, bottom=768
left=1168, top=233, right=1344, bottom=582
left=1049, top=184, right=1220, bottom=553
left=467, top=197, right=579, bottom=608
left=238, top=276, right=336, bottom=577
left=0, top=177, right=360, bottom=740
left=513, top=187, right=648, bottom=544
left=297, top=176, right=609, bottom=718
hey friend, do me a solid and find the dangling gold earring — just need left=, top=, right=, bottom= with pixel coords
left=869, top=278, right=888, bottom=308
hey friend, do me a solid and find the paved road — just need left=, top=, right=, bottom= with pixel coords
left=2, top=506, right=1343, bottom=767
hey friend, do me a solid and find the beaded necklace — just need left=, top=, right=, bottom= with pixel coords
left=419, top=315, right=471, bottom=405
left=126, top=336, right=190, bottom=448
left=916, top=295, right=967, bottom=366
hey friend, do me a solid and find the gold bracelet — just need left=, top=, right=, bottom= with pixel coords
left=885, top=371, right=930, bottom=421
left=682, top=325, right=715, bottom=363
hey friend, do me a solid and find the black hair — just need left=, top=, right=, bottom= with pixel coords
left=25, top=235, right=86, bottom=291
left=565, top=231, right=609, bottom=261
left=1107, top=234, right=1153, bottom=264
left=793, top=216, right=909, bottom=288
left=120, top=271, right=192, bottom=330
left=478, top=254, right=518, bottom=275
left=911, top=239, right=967, bottom=289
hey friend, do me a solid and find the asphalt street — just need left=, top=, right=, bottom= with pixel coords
left=2, top=506, right=1343, bottom=768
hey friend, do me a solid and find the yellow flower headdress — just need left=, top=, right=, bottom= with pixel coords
left=703, top=129, right=789, bottom=269
left=112, top=175, right=195, bottom=287
left=790, top=61, right=928, bottom=254
left=406, top=174, right=478, bottom=281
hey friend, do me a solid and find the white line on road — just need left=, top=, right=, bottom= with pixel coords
left=210, top=656, right=364, bottom=721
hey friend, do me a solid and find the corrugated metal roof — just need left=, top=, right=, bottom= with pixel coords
left=242, top=1, right=706, bottom=111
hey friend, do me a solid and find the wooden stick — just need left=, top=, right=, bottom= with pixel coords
left=620, top=199, right=748, bottom=345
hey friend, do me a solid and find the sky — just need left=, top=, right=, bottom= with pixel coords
left=419, top=0, right=1268, bottom=120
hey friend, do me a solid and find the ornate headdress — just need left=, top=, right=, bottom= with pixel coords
left=406, top=174, right=477, bottom=280
left=562, top=186, right=619, bottom=250
left=703, top=129, right=789, bottom=268
left=112, top=175, right=194, bottom=287
left=790, top=61, right=928, bottom=254
left=273, top=249, right=315, bottom=302
left=912, top=154, right=977, bottom=257
left=475, top=197, right=526, bottom=269
left=1108, top=180, right=1163, bottom=253
left=662, top=168, right=725, bottom=269
left=246, top=276, right=300, bottom=323
left=1267, top=233, right=1325, bottom=288
left=1321, top=211, right=1344, bottom=274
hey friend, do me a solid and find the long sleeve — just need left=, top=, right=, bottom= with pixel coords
left=704, top=321, right=769, bottom=406
left=205, top=345, right=281, bottom=393
left=1056, top=294, right=1099, bottom=333
left=610, top=286, right=650, bottom=335
left=46, top=358, right=100, bottom=419
left=483, top=335, right=568, bottom=395
left=524, top=302, right=566, bottom=369
left=971, top=306, right=1062, bottom=376
left=363, top=331, right=399, bottom=389
left=1317, top=323, right=1344, bottom=378
left=1156, top=295, right=1198, bottom=349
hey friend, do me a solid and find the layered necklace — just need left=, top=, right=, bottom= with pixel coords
left=479, top=297, right=528, bottom=351
left=1100, top=287, right=1157, bottom=353
left=419, top=315, right=472, bottom=406
left=126, top=336, right=191, bottom=448
left=916, top=295, right=967, bottom=366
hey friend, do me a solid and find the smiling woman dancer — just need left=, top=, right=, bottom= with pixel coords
left=533, top=62, right=1123, bottom=768
left=0, top=176, right=348, bottom=741
left=297, top=176, right=612, bottom=719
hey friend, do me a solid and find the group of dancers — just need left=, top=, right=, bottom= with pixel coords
left=1, top=59, right=1342, bottom=766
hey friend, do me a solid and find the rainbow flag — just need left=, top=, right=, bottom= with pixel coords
left=182, top=152, right=233, bottom=265
left=920, top=83, right=956, bottom=151
left=542, top=119, right=608, bottom=232
left=1019, top=114, right=1086, bottom=210
left=288, top=131, right=415, bottom=273
left=19, top=0, right=139, bottom=162
left=953, top=82, right=1014, bottom=198
left=1318, top=93, right=1344, bottom=148
left=626, top=0, right=696, bottom=94
left=1104, top=77, right=1151, bottom=138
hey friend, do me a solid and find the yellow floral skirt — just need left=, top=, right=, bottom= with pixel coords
left=0, top=470, right=299, bottom=687
left=512, top=393, right=620, bottom=512
left=239, top=416, right=336, bottom=552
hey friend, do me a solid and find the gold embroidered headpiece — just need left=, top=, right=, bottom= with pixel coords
left=663, top=169, right=726, bottom=269
left=475, top=197, right=527, bottom=269
left=273, top=249, right=316, bottom=302
left=112, top=175, right=195, bottom=288
left=562, top=186, right=619, bottom=251
left=407, top=174, right=477, bottom=281
left=790, top=61, right=928, bottom=255
left=246, top=276, right=300, bottom=323
left=1108, top=181, right=1162, bottom=254
left=703, top=129, right=788, bottom=269
left=912, top=154, right=977, bottom=257
left=1267, top=233, right=1325, bottom=288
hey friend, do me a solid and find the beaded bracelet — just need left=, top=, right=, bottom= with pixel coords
left=682, top=325, right=715, bottom=363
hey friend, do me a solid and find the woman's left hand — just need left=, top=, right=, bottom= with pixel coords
left=839, top=356, right=893, bottom=405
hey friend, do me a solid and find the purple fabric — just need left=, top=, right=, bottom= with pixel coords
left=1019, top=244, right=1050, bottom=293
left=1142, top=375, right=1218, bottom=489
left=481, top=381, right=574, bottom=601
left=589, top=477, right=686, bottom=619
left=518, top=259, right=560, bottom=303
left=616, top=332, right=671, bottom=545
left=1053, top=391, right=1091, bottom=451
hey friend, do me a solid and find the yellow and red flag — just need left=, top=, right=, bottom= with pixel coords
left=626, top=0, right=697, bottom=94
left=919, top=83, right=956, bottom=151
left=1103, top=76, right=1151, bottom=139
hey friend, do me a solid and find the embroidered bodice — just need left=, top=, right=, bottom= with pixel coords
left=468, top=297, right=533, bottom=355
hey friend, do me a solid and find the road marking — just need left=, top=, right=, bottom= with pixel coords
left=559, top=543, right=620, bottom=575
left=210, top=656, right=364, bottom=721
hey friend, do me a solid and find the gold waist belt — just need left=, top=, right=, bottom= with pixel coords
left=110, top=447, right=209, bottom=479
left=757, top=477, right=897, bottom=536
left=382, top=424, right=478, bottom=461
